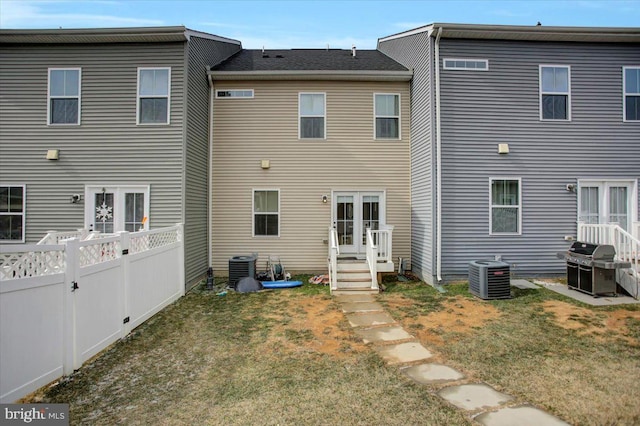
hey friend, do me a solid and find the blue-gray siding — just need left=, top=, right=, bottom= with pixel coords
left=438, top=39, right=640, bottom=278
left=379, top=33, right=436, bottom=282
left=184, top=36, right=240, bottom=287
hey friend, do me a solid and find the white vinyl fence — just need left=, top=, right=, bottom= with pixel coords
left=0, top=224, right=185, bottom=403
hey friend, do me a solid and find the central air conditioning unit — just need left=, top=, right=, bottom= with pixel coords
left=229, top=254, right=257, bottom=289
left=468, top=260, right=511, bottom=300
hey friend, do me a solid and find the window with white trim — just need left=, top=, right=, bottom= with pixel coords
left=0, top=185, right=25, bottom=242
left=137, top=67, right=170, bottom=124
left=490, top=178, right=521, bottom=235
left=253, top=190, right=279, bottom=236
left=85, top=186, right=149, bottom=233
left=624, top=66, right=640, bottom=121
left=540, top=65, right=570, bottom=120
left=48, top=68, right=81, bottom=125
left=216, top=89, right=254, bottom=98
left=375, top=93, right=400, bottom=139
left=443, top=58, right=488, bottom=71
left=299, top=93, right=325, bottom=139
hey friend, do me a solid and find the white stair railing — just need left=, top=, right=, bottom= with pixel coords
left=38, top=229, right=90, bottom=245
left=370, top=224, right=394, bottom=263
left=365, top=228, right=379, bottom=291
left=578, top=222, right=639, bottom=299
left=328, top=226, right=339, bottom=291
left=633, top=222, right=640, bottom=240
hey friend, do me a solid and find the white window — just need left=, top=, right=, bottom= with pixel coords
left=540, top=65, right=571, bottom=121
left=623, top=66, right=640, bottom=121
left=0, top=185, right=25, bottom=242
left=578, top=180, right=637, bottom=232
left=299, top=93, right=325, bottom=139
left=137, top=67, right=170, bottom=124
left=216, top=89, right=254, bottom=98
left=85, top=186, right=150, bottom=233
left=48, top=68, right=81, bottom=125
left=443, top=58, right=488, bottom=71
left=253, top=189, right=279, bottom=237
left=490, top=178, right=522, bottom=235
left=374, top=93, right=400, bottom=139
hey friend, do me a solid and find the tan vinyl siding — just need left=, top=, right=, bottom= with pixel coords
left=211, top=80, right=410, bottom=274
left=0, top=42, right=186, bottom=242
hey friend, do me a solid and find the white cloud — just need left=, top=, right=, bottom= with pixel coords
left=0, top=0, right=163, bottom=28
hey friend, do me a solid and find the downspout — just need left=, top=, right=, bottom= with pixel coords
left=207, top=72, right=214, bottom=269
left=434, top=26, right=443, bottom=284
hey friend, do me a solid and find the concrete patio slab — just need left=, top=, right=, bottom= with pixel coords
left=511, top=279, right=540, bottom=290
left=402, top=363, right=465, bottom=384
left=334, top=294, right=375, bottom=303
left=346, top=311, right=396, bottom=328
left=374, top=342, right=432, bottom=365
left=535, top=281, right=640, bottom=306
left=438, top=383, right=513, bottom=411
left=475, top=405, right=570, bottom=426
left=354, top=326, right=413, bottom=344
left=340, top=301, right=385, bottom=313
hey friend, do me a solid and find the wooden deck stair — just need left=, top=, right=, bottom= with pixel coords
left=332, top=259, right=379, bottom=295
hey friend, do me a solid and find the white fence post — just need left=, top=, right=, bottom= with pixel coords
left=63, top=238, right=79, bottom=374
left=119, top=231, right=131, bottom=337
left=177, top=223, right=186, bottom=296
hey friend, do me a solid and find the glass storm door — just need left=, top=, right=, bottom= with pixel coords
left=86, top=186, right=149, bottom=233
left=333, top=191, right=384, bottom=254
left=579, top=181, right=635, bottom=232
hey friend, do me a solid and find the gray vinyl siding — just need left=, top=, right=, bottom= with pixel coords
left=438, top=39, right=640, bottom=278
left=0, top=42, right=186, bottom=242
left=379, top=33, right=436, bottom=282
left=183, top=36, right=240, bottom=288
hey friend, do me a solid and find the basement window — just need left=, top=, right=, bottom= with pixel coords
left=443, top=58, right=488, bottom=71
left=216, top=89, right=254, bottom=99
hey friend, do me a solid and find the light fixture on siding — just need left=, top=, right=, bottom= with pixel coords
left=46, top=149, right=59, bottom=160
left=322, top=195, right=328, bottom=204
left=261, top=159, right=270, bottom=169
left=498, top=143, right=509, bottom=154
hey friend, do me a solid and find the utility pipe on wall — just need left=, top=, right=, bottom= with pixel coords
left=434, top=26, right=443, bottom=284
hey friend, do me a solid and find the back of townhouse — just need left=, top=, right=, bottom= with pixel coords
left=380, top=25, right=640, bottom=284
left=0, top=27, right=241, bottom=287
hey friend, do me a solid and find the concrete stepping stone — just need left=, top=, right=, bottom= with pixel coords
left=346, top=311, right=396, bottom=328
left=375, top=342, right=432, bottom=365
left=340, top=301, right=384, bottom=313
left=475, top=405, right=570, bottom=426
left=438, top=383, right=513, bottom=411
left=334, top=294, right=375, bottom=303
left=354, top=326, right=413, bottom=344
left=402, top=363, right=465, bottom=384
left=511, top=279, right=540, bottom=290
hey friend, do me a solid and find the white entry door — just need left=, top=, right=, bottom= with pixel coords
left=578, top=180, right=637, bottom=232
left=85, top=186, right=150, bottom=233
left=333, top=191, right=385, bottom=254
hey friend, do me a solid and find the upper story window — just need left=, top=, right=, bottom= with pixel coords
left=216, top=89, right=254, bottom=98
left=0, top=185, right=25, bottom=242
left=299, top=93, right=325, bottom=139
left=48, top=68, right=81, bottom=125
left=624, top=67, right=640, bottom=121
left=540, top=65, right=571, bottom=121
left=138, top=67, right=171, bottom=124
left=443, top=58, right=488, bottom=71
left=253, top=189, right=279, bottom=237
left=374, top=93, right=400, bottom=139
left=490, top=178, right=521, bottom=235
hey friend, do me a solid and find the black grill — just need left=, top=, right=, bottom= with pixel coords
left=557, top=242, right=630, bottom=297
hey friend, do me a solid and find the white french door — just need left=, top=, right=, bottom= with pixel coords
left=85, top=186, right=150, bottom=233
left=332, top=191, right=385, bottom=254
left=578, top=180, right=637, bottom=232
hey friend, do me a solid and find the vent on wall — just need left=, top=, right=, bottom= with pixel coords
left=468, top=260, right=511, bottom=300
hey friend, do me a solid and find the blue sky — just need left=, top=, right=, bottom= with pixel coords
left=1, top=0, right=638, bottom=49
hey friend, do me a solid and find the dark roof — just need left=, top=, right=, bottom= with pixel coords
left=211, top=49, right=408, bottom=72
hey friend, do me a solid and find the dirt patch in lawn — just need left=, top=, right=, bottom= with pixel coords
left=543, top=300, right=640, bottom=345
left=385, top=295, right=502, bottom=347
left=263, top=296, right=367, bottom=358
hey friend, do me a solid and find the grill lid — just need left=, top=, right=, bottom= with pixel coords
left=568, top=241, right=599, bottom=256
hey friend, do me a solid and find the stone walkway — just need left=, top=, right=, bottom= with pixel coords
left=335, top=293, right=570, bottom=426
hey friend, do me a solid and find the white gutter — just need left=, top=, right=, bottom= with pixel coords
left=207, top=73, right=214, bottom=269
left=434, top=26, right=443, bottom=284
